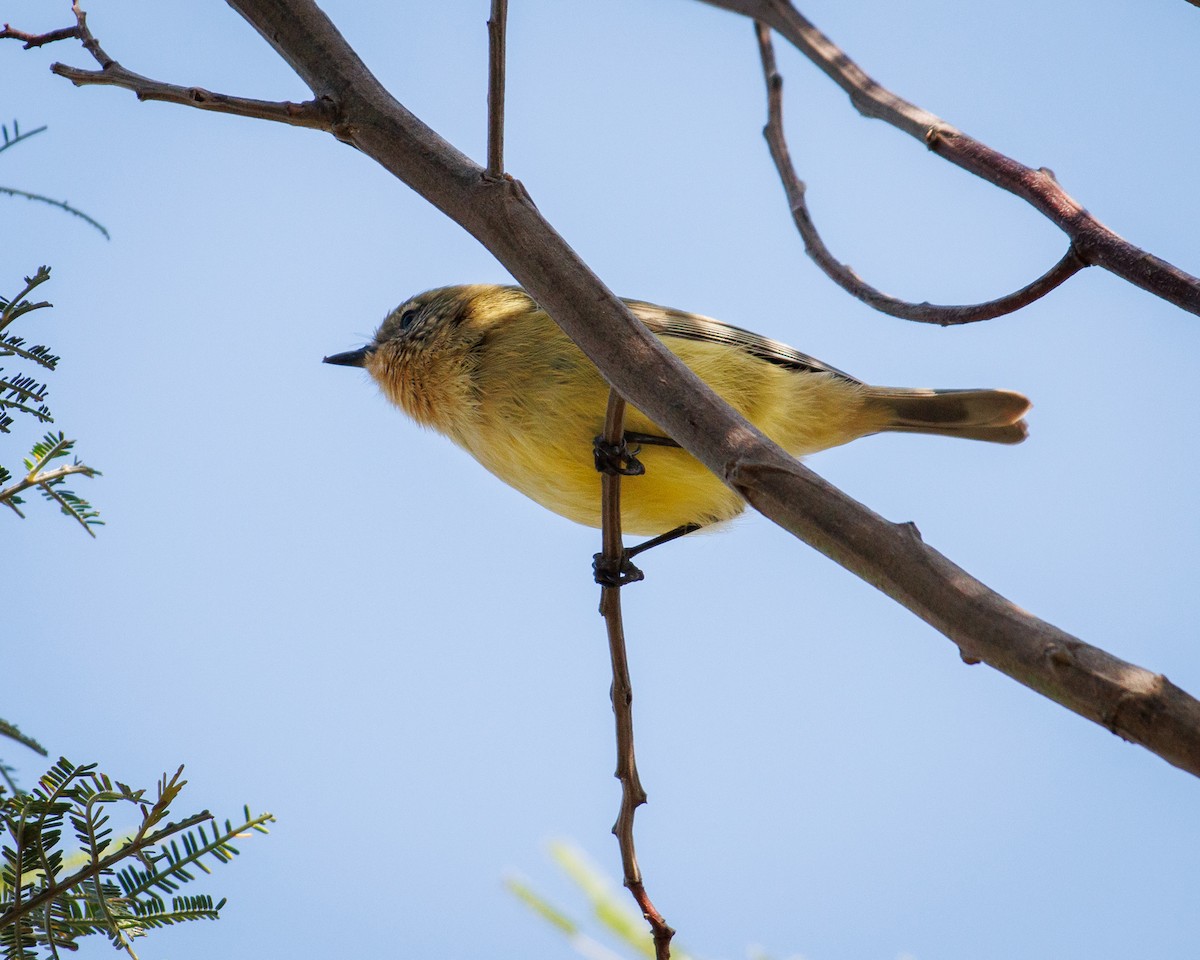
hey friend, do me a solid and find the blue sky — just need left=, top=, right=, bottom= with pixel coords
left=5, top=2, right=1200, bottom=958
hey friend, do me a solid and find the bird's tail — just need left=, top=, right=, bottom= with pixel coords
left=866, top=387, right=1031, bottom=444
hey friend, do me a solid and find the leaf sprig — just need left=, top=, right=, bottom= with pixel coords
left=1, top=757, right=273, bottom=959
left=0, top=268, right=101, bottom=534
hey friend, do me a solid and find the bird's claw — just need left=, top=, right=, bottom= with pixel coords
left=592, top=436, right=645, bottom=477
left=592, top=552, right=645, bottom=588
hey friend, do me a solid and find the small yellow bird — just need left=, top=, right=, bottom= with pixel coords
left=325, top=284, right=1029, bottom=536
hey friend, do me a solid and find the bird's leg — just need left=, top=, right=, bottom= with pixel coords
left=625, top=522, right=704, bottom=560
left=591, top=429, right=682, bottom=478
left=591, top=431, right=698, bottom=587
left=592, top=522, right=706, bottom=587
left=617, top=432, right=703, bottom=558
left=592, top=432, right=646, bottom=587
left=623, top=431, right=681, bottom=449
left=592, top=433, right=647, bottom=477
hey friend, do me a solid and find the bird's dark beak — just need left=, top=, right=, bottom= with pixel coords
left=323, top=346, right=374, bottom=367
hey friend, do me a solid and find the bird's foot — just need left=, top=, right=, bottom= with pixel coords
left=592, top=552, right=645, bottom=588
left=592, top=435, right=646, bottom=477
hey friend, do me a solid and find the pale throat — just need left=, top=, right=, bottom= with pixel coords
left=368, top=343, right=477, bottom=440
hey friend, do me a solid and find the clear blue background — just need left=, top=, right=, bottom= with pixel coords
left=5, top=2, right=1200, bottom=958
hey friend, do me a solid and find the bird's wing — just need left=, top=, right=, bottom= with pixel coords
left=625, top=299, right=861, bottom=384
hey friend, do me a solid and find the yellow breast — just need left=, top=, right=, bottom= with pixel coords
left=429, top=305, right=876, bottom=535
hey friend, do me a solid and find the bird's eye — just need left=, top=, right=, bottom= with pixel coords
left=398, top=308, right=419, bottom=331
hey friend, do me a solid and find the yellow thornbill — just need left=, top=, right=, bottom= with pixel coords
left=325, top=284, right=1029, bottom=536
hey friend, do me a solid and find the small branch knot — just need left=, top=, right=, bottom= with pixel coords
left=899, top=520, right=923, bottom=541
left=1045, top=642, right=1074, bottom=668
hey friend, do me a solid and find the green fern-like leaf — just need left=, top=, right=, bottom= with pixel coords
left=0, top=374, right=52, bottom=425
left=2, top=432, right=103, bottom=534
left=0, top=267, right=52, bottom=335
left=128, top=892, right=223, bottom=928
left=117, top=808, right=274, bottom=901
left=22, top=433, right=72, bottom=472
left=1, top=271, right=103, bottom=532
left=0, top=337, right=58, bottom=371
left=37, top=484, right=101, bottom=531
left=0, top=373, right=48, bottom=405
left=0, top=722, right=45, bottom=758
left=1, top=758, right=269, bottom=956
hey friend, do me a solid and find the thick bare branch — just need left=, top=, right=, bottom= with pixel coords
left=703, top=0, right=1200, bottom=317
left=23, top=2, right=1200, bottom=776
left=755, top=23, right=1084, bottom=324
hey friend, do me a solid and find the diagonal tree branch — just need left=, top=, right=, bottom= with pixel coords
left=702, top=0, right=1200, bottom=317
left=14, top=2, right=1200, bottom=778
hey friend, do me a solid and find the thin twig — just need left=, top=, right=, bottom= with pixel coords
left=0, top=186, right=111, bottom=239
left=51, top=62, right=336, bottom=131
left=754, top=23, right=1084, bottom=324
left=1, top=266, right=53, bottom=332
left=0, top=24, right=81, bottom=49
left=0, top=462, right=95, bottom=508
left=486, top=0, right=508, bottom=178
left=598, top=390, right=675, bottom=960
left=27, top=4, right=336, bottom=132
left=0, top=125, right=48, bottom=157
left=702, top=0, right=1200, bottom=317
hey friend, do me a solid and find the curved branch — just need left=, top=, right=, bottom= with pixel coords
left=755, top=23, right=1084, bottom=325
left=0, top=185, right=110, bottom=239
left=704, top=0, right=1200, bottom=317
